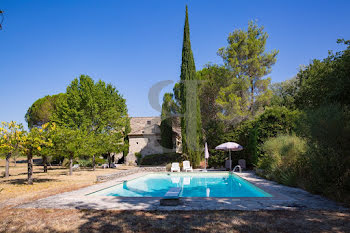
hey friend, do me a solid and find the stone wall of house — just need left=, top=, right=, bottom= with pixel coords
left=126, top=116, right=182, bottom=165
left=129, top=135, right=163, bottom=156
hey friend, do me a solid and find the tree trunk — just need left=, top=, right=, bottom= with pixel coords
left=27, top=153, right=33, bottom=185
left=108, top=154, right=112, bottom=168
left=250, top=79, right=254, bottom=113
left=5, top=153, right=10, bottom=178
left=43, top=156, right=48, bottom=173
left=14, top=156, right=16, bottom=167
left=92, top=155, right=96, bottom=171
left=69, top=156, right=73, bottom=176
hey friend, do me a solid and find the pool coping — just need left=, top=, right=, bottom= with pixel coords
left=16, top=171, right=347, bottom=211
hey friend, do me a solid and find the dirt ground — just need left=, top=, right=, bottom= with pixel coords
left=0, top=158, right=349, bottom=233
left=0, top=158, right=132, bottom=205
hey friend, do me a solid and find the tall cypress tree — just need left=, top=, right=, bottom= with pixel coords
left=180, top=6, right=202, bottom=166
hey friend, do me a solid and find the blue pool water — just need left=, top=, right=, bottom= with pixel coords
left=89, top=173, right=272, bottom=198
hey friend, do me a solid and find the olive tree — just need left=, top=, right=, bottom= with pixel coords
left=0, top=121, right=25, bottom=177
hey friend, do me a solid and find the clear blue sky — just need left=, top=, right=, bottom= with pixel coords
left=1, top=0, right=349, bottom=127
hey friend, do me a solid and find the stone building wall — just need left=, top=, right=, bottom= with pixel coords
left=125, top=116, right=182, bottom=165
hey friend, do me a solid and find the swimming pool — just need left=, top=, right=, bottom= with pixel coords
left=88, top=173, right=272, bottom=198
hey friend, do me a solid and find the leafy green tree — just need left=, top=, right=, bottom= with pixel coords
left=270, top=77, right=299, bottom=109
left=53, top=75, right=129, bottom=169
left=160, top=93, right=177, bottom=150
left=36, top=122, right=57, bottom=172
left=53, top=127, right=83, bottom=175
left=217, top=21, right=278, bottom=121
left=296, top=105, right=350, bottom=202
left=122, top=118, right=131, bottom=163
left=0, top=121, right=26, bottom=177
left=179, top=6, right=202, bottom=166
left=295, top=39, right=350, bottom=109
left=197, top=64, right=231, bottom=133
left=99, top=132, right=126, bottom=167
left=25, top=94, right=65, bottom=129
left=23, top=126, right=54, bottom=184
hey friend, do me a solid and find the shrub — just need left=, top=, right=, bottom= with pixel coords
left=95, top=157, right=105, bottom=166
left=140, top=153, right=183, bottom=166
left=296, top=105, right=350, bottom=203
left=135, top=152, right=142, bottom=165
left=165, top=163, right=172, bottom=171
left=62, top=158, right=79, bottom=167
left=78, top=159, right=92, bottom=167
left=208, top=106, right=301, bottom=167
left=208, top=150, right=227, bottom=168
left=257, top=135, right=306, bottom=186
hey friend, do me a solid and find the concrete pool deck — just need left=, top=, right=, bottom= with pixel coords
left=17, top=171, right=346, bottom=211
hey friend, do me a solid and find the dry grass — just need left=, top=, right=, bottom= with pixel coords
left=0, top=158, right=133, bottom=206
left=0, top=209, right=349, bottom=233
left=0, top=158, right=349, bottom=233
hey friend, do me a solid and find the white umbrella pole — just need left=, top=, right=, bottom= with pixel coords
left=229, top=150, right=232, bottom=171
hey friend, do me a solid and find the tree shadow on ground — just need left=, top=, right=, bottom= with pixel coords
left=0, top=178, right=57, bottom=185
left=75, top=209, right=350, bottom=233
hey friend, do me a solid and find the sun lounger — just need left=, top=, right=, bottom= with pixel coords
left=183, top=161, right=193, bottom=172
left=171, top=162, right=180, bottom=172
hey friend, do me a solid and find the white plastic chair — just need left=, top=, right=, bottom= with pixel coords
left=171, top=162, right=180, bottom=172
left=183, top=161, right=193, bottom=172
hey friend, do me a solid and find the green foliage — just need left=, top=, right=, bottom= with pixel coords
left=197, top=64, right=231, bottom=128
left=207, top=106, right=301, bottom=166
left=160, top=93, right=176, bottom=150
left=207, top=150, right=227, bottom=168
left=254, top=107, right=301, bottom=143
left=257, top=135, right=306, bottom=186
left=179, top=6, right=202, bottom=166
left=0, top=121, right=26, bottom=177
left=296, top=105, right=350, bottom=203
left=53, top=75, right=129, bottom=164
left=217, top=21, right=278, bottom=121
left=256, top=105, right=350, bottom=204
left=25, top=94, right=65, bottom=129
left=94, top=157, right=105, bottom=165
left=77, top=159, right=92, bottom=168
left=0, top=121, right=25, bottom=156
left=135, top=152, right=142, bottom=165
left=295, top=40, right=350, bottom=109
left=62, top=158, right=77, bottom=168
left=140, top=153, right=183, bottom=166
left=270, top=77, right=299, bottom=109
left=53, top=127, right=83, bottom=160
left=23, top=124, right=55, bottom=183
left=54, top=75, right=128, bottom=132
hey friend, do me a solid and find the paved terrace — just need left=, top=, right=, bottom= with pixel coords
left=17, top=170, right=346, bottom=211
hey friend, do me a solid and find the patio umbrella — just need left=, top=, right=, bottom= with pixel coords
left=204, top=142, right=210, bottom=172
left=215, top=142, right=243, bottom=171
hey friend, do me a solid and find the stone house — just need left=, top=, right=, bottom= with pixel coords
left=125, top=116, right=182, bottom=165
